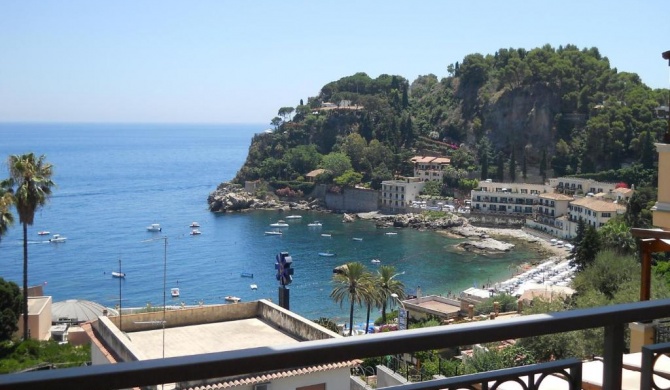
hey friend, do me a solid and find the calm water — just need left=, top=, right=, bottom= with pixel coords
left=0, top=123, right=535, bottom=323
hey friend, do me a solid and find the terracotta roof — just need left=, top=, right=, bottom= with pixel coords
left=185, top=360, right=362, bottom=389
left=305, top=169, right=326, bottom=177
left=613, top=187, right=634, bottom=195
left=570, top=197, right=626, bottom=212
left=540, top=193, right=574, bottom=201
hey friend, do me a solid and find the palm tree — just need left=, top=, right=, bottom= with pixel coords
left=0, top=179, right=14, bottom=241
left=361, top=276, right=381, bottom=334
left=7, top=153, right=55, bottom=340
left=330, top=262, right=372, bottom=336
left=377, top=265, right=406, bottom=324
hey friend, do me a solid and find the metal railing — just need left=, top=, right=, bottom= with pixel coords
left=3, top=299, right=670, bottom=389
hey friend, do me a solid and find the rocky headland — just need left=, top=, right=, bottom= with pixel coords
left=207, top=183, right=326, bottom=213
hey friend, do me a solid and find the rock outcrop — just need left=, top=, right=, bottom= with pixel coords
left=208, top=182, right=325, bottom=213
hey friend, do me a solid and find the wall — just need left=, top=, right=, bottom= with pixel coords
left=466, top=213, right=526, bottom=227
left=375, top=364, right=407, bottom=388
left=654, top=143, right=670, bottom=229
left=325, top=188, right=379, bottom=213
left=258, top=299, right=340, bottom=341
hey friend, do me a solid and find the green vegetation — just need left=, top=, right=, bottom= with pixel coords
left=6, top=153, right=55, bottom=341
left=0, top=339, right=90, bottom=374
left=0, top=278, right=21, bottom=341
left=235, top=44, right=667, bottom=200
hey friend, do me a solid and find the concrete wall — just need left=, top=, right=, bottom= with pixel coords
left=258, top=299, right=340, bottom=341
left=94, top=316, right=146, bottom=362
left=467, top=213, right=526, bottom=227
left=654, top=143, right=670, bottom=229
left=325, top=187, right=379, bottom=213
left=376, top=364, right=408, bottom=388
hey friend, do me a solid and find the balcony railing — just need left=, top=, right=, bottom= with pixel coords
left=3, top=299, right=670, bottom=389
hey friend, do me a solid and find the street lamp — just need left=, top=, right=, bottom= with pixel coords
left=391, top=293, right=408, bottom=330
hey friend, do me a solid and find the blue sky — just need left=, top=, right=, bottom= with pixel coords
left=1, top=0, right=669, bottom=125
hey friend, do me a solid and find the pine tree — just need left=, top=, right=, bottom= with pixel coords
left=509, top=149, right=516, bottom=182
left=521, top=151, right=527, bottom=180
left=481, top=152, right=489, bottom=180
left=571, top=224, right=600, bottom=271
left=496, top=152, right=505, bottom=182
left=539, top=149, right=547, bottom=181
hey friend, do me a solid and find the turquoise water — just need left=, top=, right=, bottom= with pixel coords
left=0, top=123, right=535, bottom=324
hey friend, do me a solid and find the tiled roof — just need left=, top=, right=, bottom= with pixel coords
left=185, top=360, right=362, bottom=389
left=540, top=193, right=574, bottom=201
left=570, top=197, right=626, bottom=212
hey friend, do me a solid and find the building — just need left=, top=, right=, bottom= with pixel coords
left=525, top=192, right=574, bottom=238
left=470, top=181, right=550, bottom=217
left=566, top=195, right=626, bottom=236
left=85, top=300, right=356, bottom=390
left=548, top=177, right=617, bottom=196
left=409, top=156, right=451, bottom=182
left=380, top=177, right=426, bottom=213
left=653, top=143, right=670, bottom=228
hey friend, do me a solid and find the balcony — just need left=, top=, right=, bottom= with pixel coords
left=3, top=299, right=670, bottom=389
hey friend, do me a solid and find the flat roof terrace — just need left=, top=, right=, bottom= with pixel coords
left=129, top=318, right=299, bottom=359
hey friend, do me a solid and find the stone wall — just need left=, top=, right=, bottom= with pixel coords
left=466, top=213, right=526, bottom=228
left=325, top=187, right=379, bottom=213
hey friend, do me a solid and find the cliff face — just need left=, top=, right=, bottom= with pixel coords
left=483, top=84, right=561, bottom=161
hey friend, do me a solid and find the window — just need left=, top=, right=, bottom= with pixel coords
left=254, top=384, right=271, bottom=390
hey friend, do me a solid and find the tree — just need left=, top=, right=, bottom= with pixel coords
left=7, top=153, right=55, bottom=340
left=376, top=265, right=406, bottom=324
left=0, top=277, right=21, bottom=341
left=320, top=152, right=352, bottom=178
left=270, top=117, right=282, bottom=130
left=420, top=181, right=442, bottom=197
left=277, top=107, right=295, bottom=122
left=508, top=149, right=516, bottom=182
left=571, top=224, right=600, bottom=272
left=598, top=218, right=636, bottom=255
left=0, top=179, right=14, bottom=242
left=334, top=169, right=363, bottom=188
left=521, top=150, right=527, bottom=180
left=330, top=262, right=372, bottom=336
left=495, top=151, right=505, bottom=182
left=539, top=148, right=547, bottom=181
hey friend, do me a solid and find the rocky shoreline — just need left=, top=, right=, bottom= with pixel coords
left=207, top=183, right=568, bottom=257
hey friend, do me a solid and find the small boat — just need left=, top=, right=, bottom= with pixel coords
left=189, top=222, right=200, bottom=228
left=264, top=230, right=283, bottom=236
left=250, top=284, right=258, bottom=290
left=318, top=252, right=336, bottom=257
left=171, top=288, right=180, bottom=297
left=385, top=232, right=398, bottom=235
left=225, top=296, right=241, bottom=303
left=38, top=231, right=50, bottom=236
left=308, top=221, right=322, bottom=227
left=241, top=272, right=254, bottom=278
left=147, top=223, right=162, bottom=232
left=111, top=271, right=126, bottom=278
left=352, top=237, right=363, bottom=241
left=285, top=215, right=302, bottom=219
left=321, top=233, right=332, bottom=237
left=49, top=234, right=67, bottom=243
left=269, top=220, right=289, bottom=227
left=190, top=229, right=202, bottom=235
left=371, top=259, right=381, bottom=264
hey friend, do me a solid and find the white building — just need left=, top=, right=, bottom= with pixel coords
left=84, top=300, right=356, bottom=390
left=525, top=192, right=574, bottom=239
left=566, top=196, right=627, bottom=236
left=410, top=156, right=451, bottom=182
left=381, top=177, right=426, bottom=213
left=470, top=181, right=552, bottom=217
left=548, top=177, right=618, bottom=196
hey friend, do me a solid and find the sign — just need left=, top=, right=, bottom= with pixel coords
left=398, top=308, right=407, bottom=330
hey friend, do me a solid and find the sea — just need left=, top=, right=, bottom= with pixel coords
left=0, top=123, right=537, bottom=324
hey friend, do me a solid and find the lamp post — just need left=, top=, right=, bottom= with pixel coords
left=391, top=293, right=408, bottom=330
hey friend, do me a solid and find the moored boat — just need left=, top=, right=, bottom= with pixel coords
left=318, top=252, right=336, bottom=257
left=38, top=231, right=51, bottom=236
left=352, top=237, right=363, bottom=241
left=285, top=215, right=302, bottom=219
left=189, top=222, right=200, bottom=228
left=225, top=296, right=241, bottom=303
left=111, top=271, right=126, bottom=278
left=371, top=259, right=381, bottom=264
left=307, top=221, right=322, bottom=227
left=250, top=284, right=258, bottom=290
left=147, top=223, right=162, bottom=232
left=171, top=287, right=180, bottom=297
left=321, top=233, right=331, bottom=237
left=269, top=220, right=289, bottom=227
left=49, top=234, right=67, bottom=243
left=190, top=229, right=201, bottom=235
left=264, top=230, right=283, bottom=236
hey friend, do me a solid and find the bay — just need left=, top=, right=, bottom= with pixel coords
left=0, top=123, right=534, bottom=324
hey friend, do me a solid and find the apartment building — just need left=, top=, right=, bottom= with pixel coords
left=381, top=177, right=426, bottom=213
left=470, top=181, right=552, bottom=217
left=654, top=143, right=670, bottom=228
left=526, top=192, right=574, bottom=238
left=410, top=156, right=451, bottom=182
left=548, top=177, right=617, bottom=196
left=566, top=196, right=627, bottom=236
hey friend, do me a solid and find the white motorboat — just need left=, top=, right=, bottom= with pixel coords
left=38, top=231, right=50, bottom=236
left=371, top=259, right=381, bottom=264
left=285, top=215, right=302, bottom=219
left=190, top=229, right=202, bottom=235
left=111, top=271, right=126, bottom=278
left=49, top=234, right=67, bottom=243
left=265, top=230, right=283, bottom=236
left=385, top=232, right=398, bottom=235
left=321, top=233, right=331, bottom=237
left=307, top=221, right=322, bottom=227
left=269, top=220, right=289, bottom=227
left=171, top=288, right=180, bottom=298
left=189, top=222, right=200, bottom=228
left=352, top=237, right=363, bottom=241
left=147, top=223, right=162, bottom=232
left=250, top=284, right=258, bottom=290
left=318, top=252, right=336, bottom=257
left=225, top=296, right=241, bottom=303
